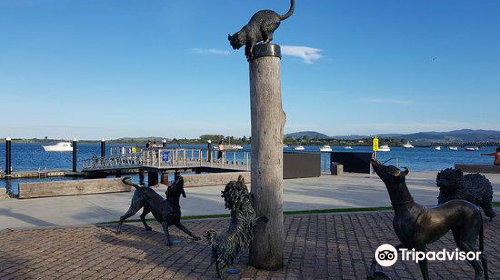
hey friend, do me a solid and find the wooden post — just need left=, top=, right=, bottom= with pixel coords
left=5, top=137, right=11, bottom=175
left=72, top=138, right=78, bottom=172
left=100, top=138, right=106, bottom=158
left=248, top=44, right=285, bottom=270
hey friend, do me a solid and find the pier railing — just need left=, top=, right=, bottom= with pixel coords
left=82, top=148, right=251, bottom=172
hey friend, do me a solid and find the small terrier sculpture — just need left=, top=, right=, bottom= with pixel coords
left=228, top=0, right=295, bottom=59
left=437, top=168, right=495, bottom=220
left=205, top=176, right=263, bottom=279
left=117, top=176, right=201, bottom=246
left=371, top=159, right=488, bottom=280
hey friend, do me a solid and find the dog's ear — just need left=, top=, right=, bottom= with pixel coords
left=237, top=175, right=245, bottom=184
left=402, top=167, right=409, bottom=177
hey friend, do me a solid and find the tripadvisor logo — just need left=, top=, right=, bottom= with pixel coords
left=375, top=244, right=482, bottom=266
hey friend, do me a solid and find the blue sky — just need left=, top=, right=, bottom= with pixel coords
left=0, top=0, right=499, bottom=140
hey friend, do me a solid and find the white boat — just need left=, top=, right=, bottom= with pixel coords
left=215, top=145, right=244, bottom=151
left=320, top=145, right=333, bottom=152
left=294, top=145, right=305, bottom=151
left=378, top=145, right=391, bottom=152
left=402, top=142, right=414, bottom=149
left=283, top=144, right=289, bottom=148
left=43, top=142, right=73, bottom=152
left=465, top=147, right=477, bottom=152
left=344, top=146, right=353, bottom=150
left=449, top=146, right=458, bottom=151
left=435, top=146, right=441, bottom=151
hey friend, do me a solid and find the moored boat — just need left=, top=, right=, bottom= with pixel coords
left=378, top=145, right=391, bottom=152
left=449, top=146, right=458, bottom=151
left=43, top=142, right=73, bottom=152
left=294, top=145, right=305, bottom=151
left=402, top=142, right=414, bottom=149
left=435, top=146, right=441, bottom=151
left=343, top=146, right=353, bottom=150
left=320, top=145, right=333, bottom=152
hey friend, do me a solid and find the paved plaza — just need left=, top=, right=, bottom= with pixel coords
left=1, top=211, right=499, bottom=280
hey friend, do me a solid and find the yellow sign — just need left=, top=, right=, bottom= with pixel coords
left=373, top=138, right=379, bottom=152
left=132, top=147, right=136, bottom=154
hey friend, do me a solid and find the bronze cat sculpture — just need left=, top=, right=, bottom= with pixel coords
left=371, top=159, right=488, bottom=280
left=116, top=176, right=201, bottom=246
left=228, top=0, right=295, bottom=59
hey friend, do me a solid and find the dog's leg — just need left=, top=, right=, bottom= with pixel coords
left=415, top=246, right=430, bottom=280
left=460, top=242, right=484, bottom=280
left=175, top=223, right=201, bottom=241
left=140, top=207, right=152, bottom=231
left=117, top=194, right=143, bottom=234
left=162, top=221, right=173, bottom=246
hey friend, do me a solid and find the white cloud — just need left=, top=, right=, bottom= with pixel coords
left=191, top=48, right=230, bottom=55
left=281, top=45, right=323, bottom=64
left=358, top=98, right=414, bottom=105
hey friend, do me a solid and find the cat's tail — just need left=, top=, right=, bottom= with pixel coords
left=280, top=0, right=295, bottom=20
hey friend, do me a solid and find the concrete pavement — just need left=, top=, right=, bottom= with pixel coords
left=1, top=172, right=499, bottom=230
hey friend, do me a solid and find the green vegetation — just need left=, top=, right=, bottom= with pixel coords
left=99, top=206, right=393, bottom=225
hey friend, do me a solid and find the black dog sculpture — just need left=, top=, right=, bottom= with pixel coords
left=205, top=176, right=260, bottom=279
left=117, top=176, right=200, bottom=246
left=437, top=168, right=495, bottom=220
left=228, top=0, right=295, bottom=59
left=371, top=159, right=488, bottom=280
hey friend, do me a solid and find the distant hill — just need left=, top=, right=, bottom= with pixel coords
left=398, top=129, right=500, bottom=144
left=285, top=131, right=331, bottom=140
left=286, top=129, right=500, bottom=144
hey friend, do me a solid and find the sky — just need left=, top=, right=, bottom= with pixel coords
left=0, top=0, right=499, bottom=140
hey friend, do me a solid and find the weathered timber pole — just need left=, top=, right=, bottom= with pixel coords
left=248, top=44, right=286, bottom=270
left=72, top=138, right=78, bottom=172
left=162, top=139, right=167, bottom=148
left=5, top=137, right=12, bottom=175
left=101, top=138, right=106, bottom=158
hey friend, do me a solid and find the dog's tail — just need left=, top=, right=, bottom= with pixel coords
left=122, top=177, right=141, bottom=189
left=280, top=0, right=295, bottom=20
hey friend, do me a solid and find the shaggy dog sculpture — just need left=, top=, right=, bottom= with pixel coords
left=437, top=168, right=495, bottom=220
left=117, top=176, right=200, bottom=246
left=205, top=176, right=260, bottom=279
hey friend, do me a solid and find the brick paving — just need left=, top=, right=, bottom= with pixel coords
left=0, top=212, right=499, bottom=280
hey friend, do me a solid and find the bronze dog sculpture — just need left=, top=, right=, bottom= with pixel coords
left=437, top=168, right=495, bottom=220
left=371, top=159, right=488, bottom=280
left=205, top=176, right=263, bottom=279
left=117, top=176, right=200, bottom=246
left=228, top=0, right=295, bottom=59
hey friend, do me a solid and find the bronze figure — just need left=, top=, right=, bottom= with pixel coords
left=205, top=176, right=265, bottom=279
left=371, top=159, right=488, bottom=280
left=437, top=168, right=495, bottom=220
left=117, top=177, right=201, bottom=246
left=228, top=0, right=295, bottom=59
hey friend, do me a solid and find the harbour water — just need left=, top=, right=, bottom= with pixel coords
left=0, top=143, right=497, bottom=194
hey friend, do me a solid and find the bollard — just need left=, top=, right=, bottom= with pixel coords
left=148, top=171, right=158, bottom=187
left=248, top=44, right=285, bottom=270
left=72, top=138, right=78, bottom=172
left=207, top=140, right=212, bottom=162
left=139, top=169, right=145, bottom=185
left=162, top=139, right=167, bottom=148
left=101, top=138, right=106, bottom=158
left=5, top=137, right=12, bottom=175
left=161, top=172, right=169, bottom=185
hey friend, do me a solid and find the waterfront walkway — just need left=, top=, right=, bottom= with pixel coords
left=1, top=172, right=500, bottom=231
left=1, top=212, right=499, bottom=279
